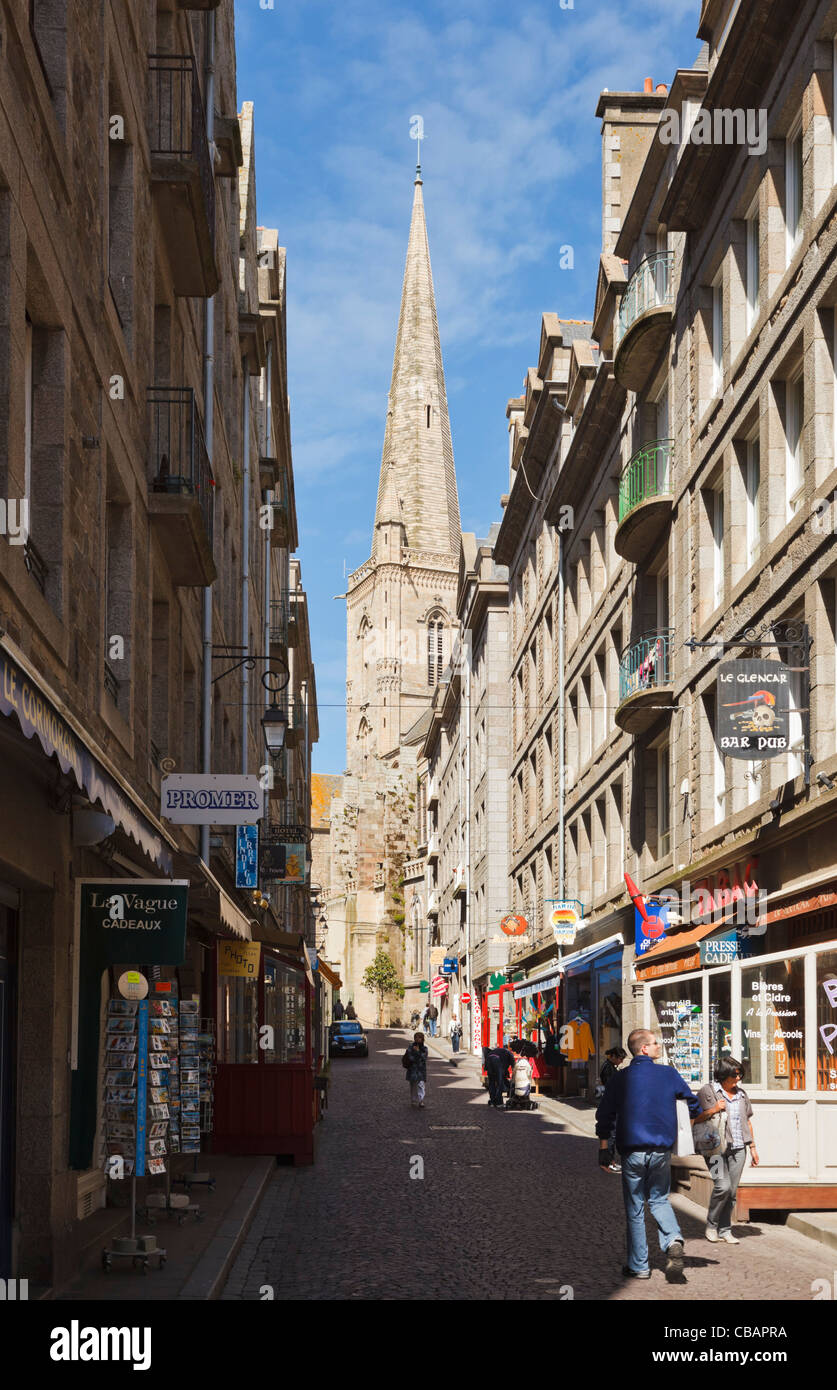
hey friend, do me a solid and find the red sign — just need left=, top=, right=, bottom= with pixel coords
left=460, top=991, right=471, bottom=1004
left=692, top=857, right=759, bottom=920
left=431, top=976, right=448, bottom=995
left=500, top=914, right=528, bottom=937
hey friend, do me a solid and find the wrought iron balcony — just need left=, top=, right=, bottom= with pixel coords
left=148, top=54, right=218, bottom=297
left=614, top=253, right=676, bottom=392
left=615, top=439, right=674, bottom=563
left=616, top=629, right=675, bottom=734
left=268, top=469, right=290, bottom=548
left=147, top=386, right=216, bottom=586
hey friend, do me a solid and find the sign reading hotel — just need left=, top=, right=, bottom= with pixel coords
left=717, top=660, right=791, bottom=759
left=161, top=774, right=264, bottom=825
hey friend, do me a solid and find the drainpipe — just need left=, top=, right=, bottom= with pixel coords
left=200, top=12, right=216, bottom=869
left=241, top=358, right=250, bottom=774
left=557, top=528, right=566, bottom=898
left=263, top=342, right=273, bottom=710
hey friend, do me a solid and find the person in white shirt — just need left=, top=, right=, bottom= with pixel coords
left=449, top=1014, right=462, bottom=1053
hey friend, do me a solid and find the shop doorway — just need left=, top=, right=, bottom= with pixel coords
left=0, top=897, right=18, bottom=1279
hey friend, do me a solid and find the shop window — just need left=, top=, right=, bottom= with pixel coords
left=650, top=977, right=703, bottom=1084
left=708, top=969, right=732, bottom=1079
left=218, top=974, right=258, bottom=1064
left=263, top=958, right=307, bottom=1063
left=816, top=949, right=837, bottom=1091
left=597, top=961, right=622, bottom=1065
left=740, top=957, right=806, bottom=1090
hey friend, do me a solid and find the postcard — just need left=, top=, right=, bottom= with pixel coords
left=181, top=1140, right=200, bottom=1153
left=182, top=1124, right=200, bottom=1139
left=181, top=1085, right=199, bottom=1099
left=179, top=1000, right=199, bottom=1016
left=150, top=1020, right=170, bottom=1035
left=106, top=1018, right=136, bottom=1034
left=107, top=1035, right=137, bottom=1053
left=148, top=1138, right=167, bottom=1157
left=181, top=1069, right=199, bottom=1084
left=106, top=1087, right=137, bottom=1105
left=105, top=1051, right=136, bottom=1070
left=151, top=1001, right=176, bottom=1017
left=148, top=1103, right=170, bottom=1121
left=147, top=1158, right=166, bottom=1176
left=149, top=1121, right=168, bottom=1139
left=150, top=1037, right=168, bottom=1053
left=108, top=1124, right=135, bottom=1141
left=106, top=1070, right=138, bottom=1087
left=107, top=1000, right=138, bottom=1017
left=150, top=1087, right=169, bottom=1104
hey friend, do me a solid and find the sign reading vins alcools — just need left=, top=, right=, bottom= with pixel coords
left=716, top=659, right=792, bottom=759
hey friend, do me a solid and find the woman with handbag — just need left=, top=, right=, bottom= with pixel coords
left=695, top=1057, right=759, bottom=1244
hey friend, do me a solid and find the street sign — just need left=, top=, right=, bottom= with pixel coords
left=161, top=774, right=264, bottom=824
left=499, top=913, right=527, bottom=936
left=419, top=979, right=430, bottom=993
left=717, top=659, right=791, bottom=759
left=431, top=976, right=448, bottom=996
left=548, top=900, right=582, bottom=946
left=236, top=824, right=259, bottom=889
left=460, top=990, right=471, bottom=1004
left=441, top=956, right=458, bottom=975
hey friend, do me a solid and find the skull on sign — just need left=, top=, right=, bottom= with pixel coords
left=750, top=705, right=775, bottom=731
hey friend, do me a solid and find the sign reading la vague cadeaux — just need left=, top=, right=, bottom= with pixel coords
left=717, top=659, right=791, bottom=759
left=161, top=774, right=264, bottom=825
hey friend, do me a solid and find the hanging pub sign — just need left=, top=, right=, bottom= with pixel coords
left=717, top=660, right=791, bottom=759
left=547, top=900, right=583, bottom=946
left=160, top=773, right=264, bottom=825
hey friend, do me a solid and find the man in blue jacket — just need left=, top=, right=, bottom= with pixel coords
left=595, top=1027, right=705, bottom=1279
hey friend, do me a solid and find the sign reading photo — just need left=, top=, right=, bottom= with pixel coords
left=717, top=660, right=791, bottom=759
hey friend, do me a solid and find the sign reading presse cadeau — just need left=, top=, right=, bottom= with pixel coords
left=716, top=659, right=791, bottom=759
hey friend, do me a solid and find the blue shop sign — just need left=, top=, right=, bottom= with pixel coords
left=700, top=930, right=741, bottom=966
left=441, top=957, right=458, bottom=975
left=235, top=823, right=259, bottom=889
left=635, top=900, right=670, bottom=956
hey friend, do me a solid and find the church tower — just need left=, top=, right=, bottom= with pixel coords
left=345, top=166, right=461, bottom=777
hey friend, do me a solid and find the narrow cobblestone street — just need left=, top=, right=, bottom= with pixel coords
left=220, top=1031, right=832, bottom=1302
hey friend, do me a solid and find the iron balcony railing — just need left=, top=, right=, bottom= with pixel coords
left=616, top=252, right=676, bottom=348
left=618, top=438, right=674, bottom=523
left=148, top=53, right=215, bottom=249
left=269, top=598, right=291, bottom=647
left=148, top=386, right=215, bottom=546
left=619, top=629, right=675, bottom=705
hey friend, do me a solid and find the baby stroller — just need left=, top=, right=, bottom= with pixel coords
left=505, top=1044, right=539, bottom=1110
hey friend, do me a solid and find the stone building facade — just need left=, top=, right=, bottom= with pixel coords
left=0, top=1, right=314, bottom=1285
left=493, top=0, right=837, bottom=1207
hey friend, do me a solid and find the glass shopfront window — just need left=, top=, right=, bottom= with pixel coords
left=263, top=958, right=307, bottom=1064
left=650, top=977, right=703, bottom=1084
left=219, top=974, right=258, bottom=1064
left=597, top=962, right=623, bottom=1060
left=740, top=956, right=806, bottom=1091
left=816, top=950, right=837, bottom=1092
left=708, top=970, right=732, bottom=1079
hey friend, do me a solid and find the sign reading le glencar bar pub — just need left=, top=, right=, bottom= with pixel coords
left=716, top=659, right=791, bottom=759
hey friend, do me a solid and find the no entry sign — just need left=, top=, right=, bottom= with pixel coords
left=460, top=991, right=471, bottom=1004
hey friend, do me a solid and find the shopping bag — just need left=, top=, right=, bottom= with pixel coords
left=675, top=1097, right=695, bottom=1156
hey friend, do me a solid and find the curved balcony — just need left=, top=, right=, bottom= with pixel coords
left=615, top=629, right=675, bottom=734
left=614, top=253, right=676, bottom=392
left=615, top=439, right=674, bottom=562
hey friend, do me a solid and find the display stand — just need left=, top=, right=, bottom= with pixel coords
left=171, top=1012, right=216, bottom=1192
left=101, top=995, right=167, bottom=1271
left=137, top=989, right=204, bottom=1223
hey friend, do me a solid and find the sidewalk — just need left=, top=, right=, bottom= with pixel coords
left=52, top=1154, right=276, bottom=1301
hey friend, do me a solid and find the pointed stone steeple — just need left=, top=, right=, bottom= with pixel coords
left=372, top=170, right=461, bottom=558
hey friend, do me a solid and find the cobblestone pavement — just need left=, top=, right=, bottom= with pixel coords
left=221, top=1030, right=832, bottom=1302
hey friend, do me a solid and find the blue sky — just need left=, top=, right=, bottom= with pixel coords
left=233, top=0, right=701, bottom=774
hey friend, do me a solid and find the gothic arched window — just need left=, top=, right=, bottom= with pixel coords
left=358, top=616, right=372, bottom=669
left=427, top=613, right=444, bottom=687
left=357, top=717, right=370, bottom=773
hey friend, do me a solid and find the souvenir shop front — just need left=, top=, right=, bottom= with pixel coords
left=512, top=964, right=563, bottom=1087
left=212, top=933, right=318, bottom=1164
left=638, top=893, right=837, bottom=1214
left=557, top=935, right=625, bottom=1099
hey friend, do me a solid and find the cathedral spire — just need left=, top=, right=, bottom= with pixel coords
left=372, top=172, right=461, bottom=559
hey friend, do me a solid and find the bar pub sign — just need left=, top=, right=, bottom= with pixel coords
left=717, top=660, right=791, bottom=759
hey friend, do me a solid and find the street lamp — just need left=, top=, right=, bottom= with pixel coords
left=261, top=668, right=289, bottom=753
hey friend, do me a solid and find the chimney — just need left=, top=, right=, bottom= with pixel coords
left=644, top=77, right=653, bottom=93
left=656, top=83, right=668, bottom=95
left=596, top=86, right=671, bottom=254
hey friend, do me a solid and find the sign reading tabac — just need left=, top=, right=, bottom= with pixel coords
left=716, top=660, right=791, bottom=759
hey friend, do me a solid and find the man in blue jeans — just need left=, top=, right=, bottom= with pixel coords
left=595, top=1028, right=706, bottom=1280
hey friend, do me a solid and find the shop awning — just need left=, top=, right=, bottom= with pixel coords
left=0, top=643, right=174, bottom=873
left=219, top=886, right=253, bottom=941
left=513, top=966, right=562, bottom=999
left=556, top=933, right=625, bottom=977
left=317, top=960, right=343, bottom=989
left=637, top=920, right=722, bottom=965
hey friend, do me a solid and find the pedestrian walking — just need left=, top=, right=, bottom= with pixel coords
left=695, top=1057, right=759, bottom=1244
left=485, top=1043, right=514, bottom=1108
left=426, top=1002, right=439, bottom=1037
left=333, top=999, right=345, bottom=1022
left=449, top=1014, right=462, bottom=1053
left=345, top=1000, right=357, bottom=1020
left=402, top=1032, right=428, bottom=1107
left=600, top=1046, right=627, bottom=1089
left=595, top=1028, right=711, bottom=1279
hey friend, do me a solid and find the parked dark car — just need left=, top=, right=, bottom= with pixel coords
left=329, top=1020, right=369, bottom=1058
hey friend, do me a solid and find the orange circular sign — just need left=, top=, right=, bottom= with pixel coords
left=499, top=914, right=528, bottom=937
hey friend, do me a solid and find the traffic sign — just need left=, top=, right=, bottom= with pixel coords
left=419, top=979, right=430, bottom=993
left=460, top=990, right=471, bottom=1004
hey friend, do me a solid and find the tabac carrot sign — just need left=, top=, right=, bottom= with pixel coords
left=717, top=660, right=791, bottom=758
